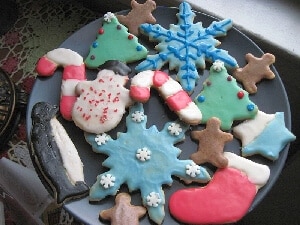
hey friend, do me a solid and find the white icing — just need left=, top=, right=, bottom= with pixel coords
left=186, top=162, right=201, bottom=177
left=159, top=78, right=182, bottom=97
left=146, top=192, right=162, bottom=207
left=224, top=152, right=270, bottom=188
left=233, top=110, right=275, bottom=145
left=61, top=79, right=80, bottom=96
left=46, top=48, right=83, bottom=66
left=95, top=133, right=110, bottom=146
left=168, top=123, right=182, bottom=136
left=50, top=118, right=84, bottom=185
left=131, top=70, right=154, bottom=87
left=103, top=12, right=115, bottom=22
left=100, top=174, right=115, bottom=189
left=178, top=102, right=202, bottom=124
left=131, top=110, right=145, bottom=122
left=136, top=147, right=151, bottom=161
left=212, top=60, right=225, bottom=72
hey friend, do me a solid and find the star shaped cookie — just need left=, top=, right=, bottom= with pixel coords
left=117, top=0, right=156, bottom=36
left=100, top=193, right=146, bottom=225
left=233, top=111, right=296, bottom=160
left=191, top=117, right=233, bottom=168
left=233, top=53, right=276, bottom=94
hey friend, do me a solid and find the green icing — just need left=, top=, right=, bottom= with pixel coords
left=85, top=16, right=148, bottom=68
left=195, top=61, right=258, bottom=130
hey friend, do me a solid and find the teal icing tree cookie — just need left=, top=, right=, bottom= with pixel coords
left=194, top=61, right=258, bottom=130
left=85, top=103, right=210, bottom=224
left=135, top=2, right=238, bottom=92
left=85, top=12, right=148, bottom=68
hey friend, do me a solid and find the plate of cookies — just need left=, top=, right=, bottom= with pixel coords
left=27, top=1, right=295, bottom=224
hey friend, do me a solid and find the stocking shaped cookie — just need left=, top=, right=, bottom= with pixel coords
left=72, top=69, right=133, bottom=134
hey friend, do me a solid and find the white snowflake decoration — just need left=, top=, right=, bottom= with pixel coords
left=131, top=110, right=145, bottom=123
left=168, top=123, right=183, bottom=136
left=136, top=147, right=151, bottom=161
left=212, top=60, right=225, bottom=72
left=100, top=174, right=115, bottom=189
left=146, top=192, right=162, bottom=207
left=95, top=133, right=110, bottom=146
left=186, top=162, right=201, bottom=177
left=104, top=12, right=115, bottom=22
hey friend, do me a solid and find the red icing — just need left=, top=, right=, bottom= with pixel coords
left=63, top=64, right=86, bottom=80
left=130, top=86, right=150, bottom=102
left=60, top=96, right=77, bottom=120
left=169, top=167, right=256, bottom=224
left=166, top=90, right=191, bottom=111
left=153, top=70, right=169, bottom=87
left=36, top=56, right=57, bottom=76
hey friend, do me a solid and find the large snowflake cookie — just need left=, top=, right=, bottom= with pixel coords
left=85, top=103, right=210, bottom=224
left=135, top=2, right=238, bottom=92
left=85, top=12, right=148, bottom=68
left=72, top=69, right=133, bottom=134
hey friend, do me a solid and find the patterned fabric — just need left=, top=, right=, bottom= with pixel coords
left=0, top=0, right=100, bottom=224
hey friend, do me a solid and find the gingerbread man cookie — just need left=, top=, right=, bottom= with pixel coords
left=191, top=117, right=233, bottom=168
left=100, top=193, right=146, bottom=225
left=233, top=53, right=276, bottom=94
left=117, top=0, right=156, bottom=36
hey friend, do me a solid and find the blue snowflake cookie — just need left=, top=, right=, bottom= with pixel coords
left=135, top=1, right=238, bottom=92
left=85, top=103, right=211, bottom=224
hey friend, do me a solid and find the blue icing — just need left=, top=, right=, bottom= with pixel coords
left=136, top=1, right=237, bottom=92
left=84, top=103, right=210, bottom=224
left=242, top=112, right=296, bottom=160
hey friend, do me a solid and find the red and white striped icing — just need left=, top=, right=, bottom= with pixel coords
left=130, top=70, right=202, bottom=125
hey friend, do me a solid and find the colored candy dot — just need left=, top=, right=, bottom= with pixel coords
left=237, top=91, right=244, bottom=99
left=227, top=76, right=232, bottom=81
left=247, top=104, right=255, bottom=111
left=197, top=95, right=205, bottom=103
left=98, top=28, right=104, bottom=34
left=90, top=55, right=95, bottom=60
left=206, top=81, right=211, bottom=86
left=92, top=42, right=98, bottom=48
left=116, top=25, right=121, bottom=30
left=128, top=34, right=134, bottom=40
left=136, top=45, right=142, bottom=51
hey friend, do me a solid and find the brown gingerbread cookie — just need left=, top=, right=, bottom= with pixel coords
left=117, top=0, right=156, bottom=36
left=190, top=117, right=233, bottom=168
left=99, top=193, right=146, bottom=225
left=233, top=53, right=276, bottom=94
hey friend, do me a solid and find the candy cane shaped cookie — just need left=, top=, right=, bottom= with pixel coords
left=36, top=48, right=86, bottom=120
left=130, top=70, right=202, bottom=125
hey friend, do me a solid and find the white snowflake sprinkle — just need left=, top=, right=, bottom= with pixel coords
left=146, top=192, right=162, bottom=207
left=95, top=133, right=110, bottom=146
left=212, top=60, right=225, bottom=72
left=104, top=12, right=115, bottom=22
left=131, top=111, right=145, bottom=123
left=136, top=147, right=151, bottom=161
left=186, top=162, right=201, bottom=177
left=168, top=123, right=183, bottom=136
left=100, top=174, right=115, bottom=189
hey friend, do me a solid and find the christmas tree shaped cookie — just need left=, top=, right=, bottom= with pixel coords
left=194, top=61, right=258, bottom=130
left=85, top=12, right=148, bottom=68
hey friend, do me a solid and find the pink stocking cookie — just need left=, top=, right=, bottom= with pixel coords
left=35, top=48, right=86, bottom=120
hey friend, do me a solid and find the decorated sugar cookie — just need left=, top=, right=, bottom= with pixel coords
left=100, top=193, right=146, bottom=225
left=233, top=53, right=276, bottom=94
left=194, top=60, right=258, bottom=130
left=85, top=12, right=148, bottom=68
left=233, top=110, right=296, bottom=160
left=85, top=103, right=210, bottom=224
left=116, top=0, right=156, bottom=36
left=130, top=70, right=202, bottom=125
left=72, top=69, right=133, bottom=134
left=169, top=152, right=270, bottom=224
left=136, top=1, right=238, bottom=92
left=35, top=48, right=86, bottom=120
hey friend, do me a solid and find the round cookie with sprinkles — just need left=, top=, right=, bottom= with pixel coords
left=194, top=60, right=258, bottom=130
left=85, top=12, right=148, bottom=68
